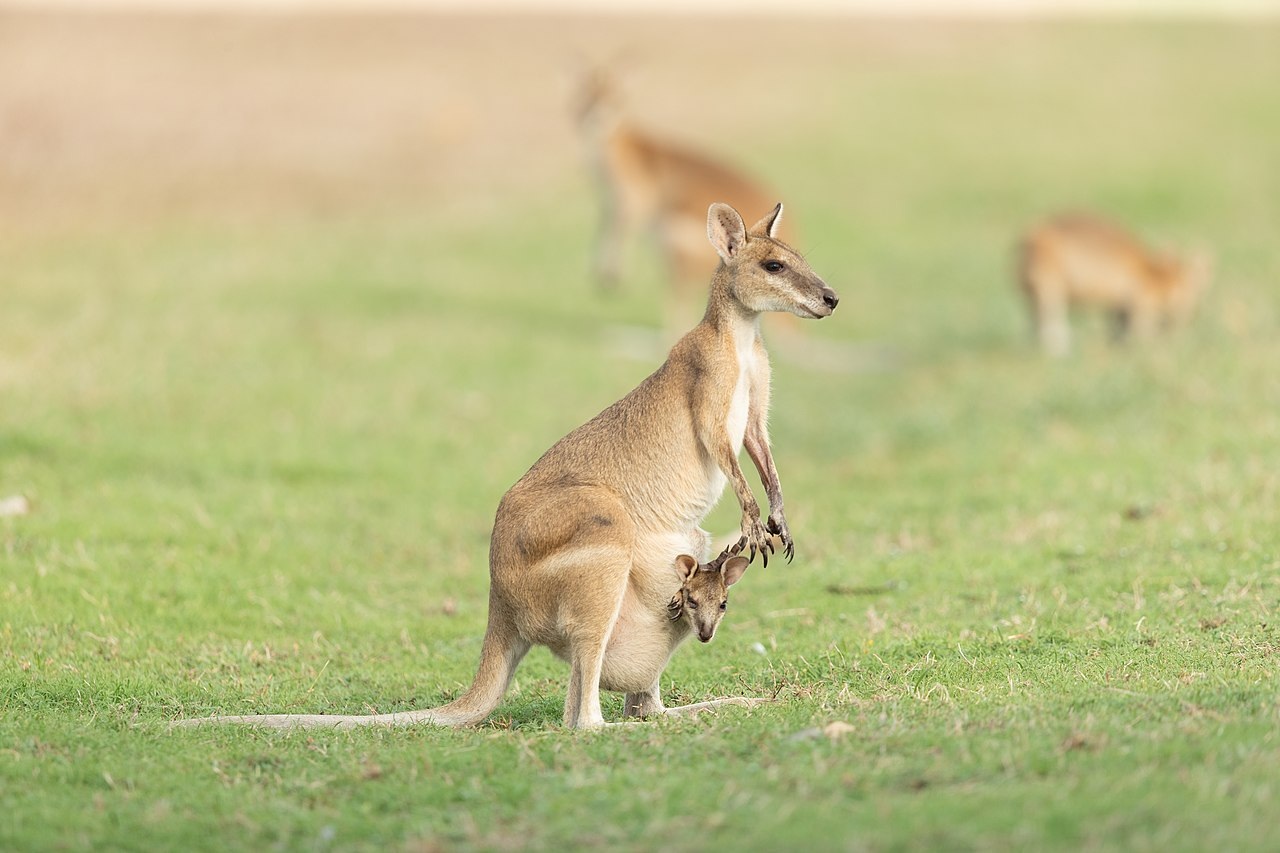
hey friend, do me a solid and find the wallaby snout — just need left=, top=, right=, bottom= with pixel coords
left=693, top=611, right=720, bottom=643
left=796, top=278, right=838, bottom=319
left=818, top=285, right=840, bottom=315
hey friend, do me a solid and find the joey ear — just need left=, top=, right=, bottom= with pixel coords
left=721, top=556, right=749, bottom=587
left=748, top=203, right=784, bottom=239
left=707, top=203, right=747, bottom=262
left=674, top=554, right=699, bottom=583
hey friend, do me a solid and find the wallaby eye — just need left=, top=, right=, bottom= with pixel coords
left=719, top=601, right=727, bottom=611
left=762, top=260, right=786, bottom=274
left=687, top=599, right=699, bottom=610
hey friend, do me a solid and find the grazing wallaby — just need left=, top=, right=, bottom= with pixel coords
left=1018, top=213, right=1211, bottom=357
left=177, top=202, right=837, bottom=730
left=575, top=67, right=794, bottom=295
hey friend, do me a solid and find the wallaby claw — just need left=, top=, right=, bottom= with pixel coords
left=765, top=513, right=794, bottom=564
left=737, top=516, right=775, bottom=567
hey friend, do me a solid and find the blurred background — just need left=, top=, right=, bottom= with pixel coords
left=7, top=1, right=1277, bottom=239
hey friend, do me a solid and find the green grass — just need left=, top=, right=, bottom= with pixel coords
left=4, top=19, right=1280, bottom=852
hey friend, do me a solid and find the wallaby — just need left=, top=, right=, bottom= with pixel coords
left=1018, top=213, right=1211, bottom=357
left=176, top=202, right=837, bottom=730
left=575, top=67, right=794, bottom=298
left=631, top=550, right=751, bottom=717
left=180, top=551, right=750, bottom=729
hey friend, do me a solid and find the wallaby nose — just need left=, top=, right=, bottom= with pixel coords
left=699, top=631, right=714, bottom=643
left=822, top=289, right=840, bottom=310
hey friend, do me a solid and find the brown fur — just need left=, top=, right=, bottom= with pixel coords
left=576, top=68, right=794, bottom=297
left=175, top=202, right=836, bottom=731
left=1018, top=213, right=1211, bottom=356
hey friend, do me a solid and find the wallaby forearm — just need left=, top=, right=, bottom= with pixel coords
left=707, top=431, right=774, bottom=561
left=713, top=437, right=760, bottom=520
left=744, top=340, right=783, bottom=515
left=742, top=428, right=794, bottom=563
left=744, top=428, right=783, bottom=513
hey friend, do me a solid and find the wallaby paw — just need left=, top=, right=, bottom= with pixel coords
left=735, top=517, right=774, bottom=566
left=766, top=512, right=795, bottom=563
left=570, top=714, right=609, bottom=731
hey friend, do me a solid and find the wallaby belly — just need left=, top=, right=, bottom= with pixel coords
left=598, top=587, right=684, bottom=693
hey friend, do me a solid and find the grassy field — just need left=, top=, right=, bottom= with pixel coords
left=3, top=13, right=1279, bottom=852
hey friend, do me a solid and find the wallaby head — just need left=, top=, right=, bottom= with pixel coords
left=707, top=202, right=839, bottom=320
left=1152, top=246, right=1213, bottom=322
left=667, top=553, right=750, bottom=644
left=573, top=66, right=621, bottom=130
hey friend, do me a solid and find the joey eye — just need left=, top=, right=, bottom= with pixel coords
left=719, top=601, right=727, bottom=611
left=686, top=599, right=699, bottom=610
left=762, top=260, right=786, bottom=274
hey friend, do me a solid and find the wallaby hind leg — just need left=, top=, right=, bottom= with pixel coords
left=593, top=193, right=632, bottom=291
left=623, top=682, right=665, bottom=718
left=563, top=665, right=585, bottom=727
left=553, top=546, right=631, bottom=729
left=1021, top=256, right=1071, bottom=357
left=565, top=638, right=613, bottom=729
left=1109, top=307, right=1132, bottom=344
left=1030, top=286, right=1070, bottom=357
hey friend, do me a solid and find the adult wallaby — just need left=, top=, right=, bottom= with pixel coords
left=1018, top=213, right=1211, bottom=357
left=177, top=202, right=837, bottom=730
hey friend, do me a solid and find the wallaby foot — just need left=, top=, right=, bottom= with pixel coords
left=623, top=686, right=665, bottom=718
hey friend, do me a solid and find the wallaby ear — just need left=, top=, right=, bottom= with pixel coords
left=748, top=203, right=784, bottom=239
left=707, top=203, right=747, bottom=262
left=721, top=556, right=749, bottom=587
left=674, top=554, right=699, bottom=583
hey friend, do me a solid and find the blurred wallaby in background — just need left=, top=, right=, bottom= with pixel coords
left=1017, top=213, right=1211, bottom=357
left=575, top=65, right=798, bottom=330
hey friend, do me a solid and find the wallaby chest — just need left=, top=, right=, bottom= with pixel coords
left=725, top=329, right=756, bottom=454
left=694, top=320, right=757, bottom=517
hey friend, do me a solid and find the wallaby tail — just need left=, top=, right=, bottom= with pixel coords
left=410, top=614, right=529, bottom=727
left=171, top=610, right=528, bottom=731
